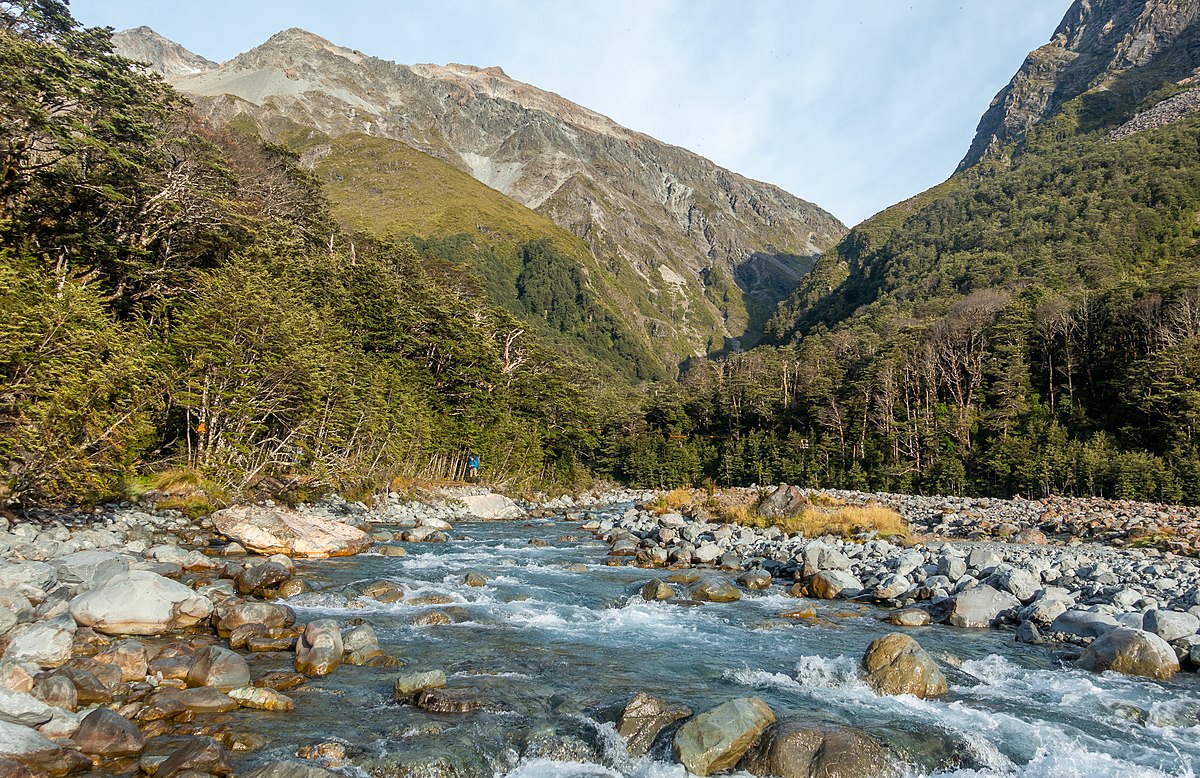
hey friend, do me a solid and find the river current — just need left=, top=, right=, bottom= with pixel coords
left=229, top=512, right=1200, bottom=777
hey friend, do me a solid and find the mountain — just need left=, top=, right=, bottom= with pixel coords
left=615, top=0, right=1200, bottom=502
left=110, top=26, right=216, bottom=78
left=959, top=0, right=1200, bottom=170
left=112, top=27, right=846, bottom=368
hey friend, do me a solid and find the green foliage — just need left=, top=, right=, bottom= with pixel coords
left=610, top=109, right=1200, bottom=503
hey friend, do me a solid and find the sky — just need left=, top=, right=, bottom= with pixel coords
left=72, top=1, right=1069, bottom=227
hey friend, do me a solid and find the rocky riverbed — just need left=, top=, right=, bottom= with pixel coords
left=0, top=485, right=1196, bottom=777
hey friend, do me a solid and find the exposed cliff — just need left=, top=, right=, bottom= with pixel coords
left=959, top=0, right=1200, bottom=170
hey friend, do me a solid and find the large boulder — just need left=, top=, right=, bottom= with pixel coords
left=213, top=599, right=296, bottom=636
left=739, top=720, right=899, bottom=778
left=342, top=624, right=384, bottom=666
left=70, top=708, right=144, bottom=757
left=0, top=691, right=53, bottom=727
left=1077, top=627, right=1179, bottom=680
left=3, top=620, right=75, bottom=668
left=861, top=633, right=947, bottom=699
left=810, top=570, right=862, bottom=600
left=1050, top=609, right=1120, bottom=639
left=947, top=585, right=1019, bottom=628
left=69, top=571, right=212, bottom=635
left=458, top=493, right=525, bottom=520
left=616, top=692, right=692, bottom=757
left=295, top=619, right=343, bottom=676
left=52, top=551, right=127, bottom=591
left=691, top=579, right=742, bottom=603
left=0, top=720, right=77, bottom=776
left=211, top=505, right=371, bottom=558
left=186, top=646, right=250, bottom=692
left=673, top=697, right=776, bottom=776
left=1142, top=610, right=1200, bottom=643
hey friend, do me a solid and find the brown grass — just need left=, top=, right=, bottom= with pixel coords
left=726, top=502, right=909, bottom=542
left=646, top=487, right=695, bottom=515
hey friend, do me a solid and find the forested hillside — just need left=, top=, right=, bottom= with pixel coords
left=609, top=86, right=1200, bottom=503
left=0, top=1, right=606, bottom=505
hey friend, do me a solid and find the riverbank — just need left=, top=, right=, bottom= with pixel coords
left=0, top=485, right=1196, bottom=777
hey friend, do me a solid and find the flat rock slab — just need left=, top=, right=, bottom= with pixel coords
left=211, top=505, right=371, bottom=558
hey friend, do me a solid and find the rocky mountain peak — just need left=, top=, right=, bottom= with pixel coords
left=113, top=27, right=845, bottom=362
left=111, top=26, right=216, bottom=78
left=959, top=0, right=1200, bottom=170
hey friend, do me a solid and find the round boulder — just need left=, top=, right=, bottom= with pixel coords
left=861, top=633, right=947, bottom=699
left=68, top=571, right=212, bottom=636
left=739, top=720, right=899, bottom=778
left=1077, top=627, right=1179, bottom=680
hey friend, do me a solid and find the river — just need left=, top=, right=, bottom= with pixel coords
left=226, top=510, right=1200, bottom=777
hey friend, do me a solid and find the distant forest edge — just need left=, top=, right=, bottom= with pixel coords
left=2, top=2, right=1199, bottom=506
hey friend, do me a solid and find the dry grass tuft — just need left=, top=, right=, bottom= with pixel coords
left=150, top=468, right=203, bottom=494
left=726, top=502, right=909, bottom=542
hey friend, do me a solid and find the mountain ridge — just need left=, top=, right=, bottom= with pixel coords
left=113, top=26, right=846, bottom=365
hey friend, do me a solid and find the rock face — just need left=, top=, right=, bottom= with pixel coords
left=112, top=26, right=217, bottom=78
left=739, top=720, right=898, bottom=778
left=112, top=27, right=846, bottom=363
left=960, top=0, right=1200, bottom=170
left=211, top=505, right=370, bottom=557
left=68, top=571, right=212, bottom=635
left=1077, top=627, right=1179, bottom=679
left=861, top=633, right=948, bottom=699
left=673, top=697, right=776, bottom=776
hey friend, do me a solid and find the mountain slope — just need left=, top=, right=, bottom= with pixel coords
left=113, top=27, right=846, bottom=365
left=960, top=0, right=1200, bottom=170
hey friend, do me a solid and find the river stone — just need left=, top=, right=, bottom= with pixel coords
left=691, top=579, right=741, bottom=603
left=861, top=633, right=947, bottom=699
left=147, top=687, right=240, bottom=716
left=211, top=505, right=371, bottom=558
left=235, top=562, right=292, bottom=596
left=52, top=551, right=127, bottom=591
left=641, top=580, right=674, bottom=601
left=1142, top=610, right=1200, bottom=642
left=1019, top=589, right=1074, bottom=625
left=295, top=619, right=343, bottom=676
left=70, top=708, right=144, bottom=757
left=0, top=591, right=33, bottom=621
left=3, top=621, right=74, bottom=668
left=810, top=570, right=862, bottom=600
left=342, top=624, right=384, bottom=665
left=69, top=570, right=212, bottom=635
left=738, top=571, right=772, bottom=590
left=885, top=608, right=931, bottom=627
left=242, top=762, right=339, bottom=778
left=1078, top=627, right=1179, bottom=679
left=617, top=692, right=691, bottom=757
left=0, top=664, right=33, bottom=695
left=874, top=575, right=911, bottom=600
left=213, top=599, right=296, bottom=635
left=0, top=719, right=75, bottom=776
left=739, top=720, right=899, bottom=778
left=186, top=646, right=250, bottom=692
left=947, top=585, right=1019, bottom=628
left=694, top=544, right=723, bottom=564
left=673, top=696, right=776, bottom=776
left=1050, top=609, right=1120, bottom=639
left=228, top=686, right=295, bottom=711
left=990, top=566, right=1039, bottom=603
left=937, top=555, right=967, bottom=582
left=31, top=675, right=76, bottom=712
left=463, top=572, right=488, bottom=587
left=393, top=670, right=446, bottom=700
left=459, top=493, right=525, bottom=520
left=966, top=549, right=1001, bottom=572
left=155, top=736, right=232, bottom=778
left=94, top=639, right=148, bottom=682
left=0, top=691, right=52, bottom=727
left=414, top=687, right=511, bottom=714
left=0, top=564, right=55, bottom=595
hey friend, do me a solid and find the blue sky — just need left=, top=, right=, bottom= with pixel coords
left=72, top=1, right=1068, bottom=226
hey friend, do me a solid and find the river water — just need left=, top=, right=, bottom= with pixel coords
left=231, top=513, right=1200, bottom=777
